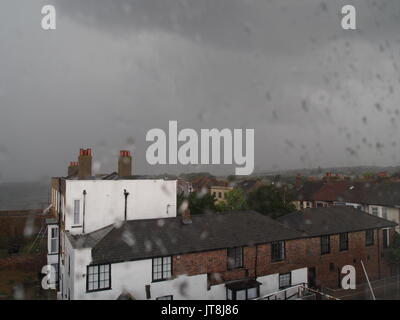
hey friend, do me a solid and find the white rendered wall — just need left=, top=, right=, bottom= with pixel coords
left=64, top=179, right=177, bottom=234
left=69, top=247, right=226, bottom=300
left=367, top=205, right=399, bottom=232
left=257, top=267, right=308, bottom=298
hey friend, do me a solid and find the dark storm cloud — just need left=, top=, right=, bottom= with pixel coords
left=0, top=0, right=400, bottom=181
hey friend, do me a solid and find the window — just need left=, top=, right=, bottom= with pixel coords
left=383, top=229, right=390, bottom=248
left=382, top=207, right=388, bottom=220
left=366, top=229, right=374, bottom=246
left=320, top=235, right=330, bottom=255
left=227, top=247, right=243, bottom=269
left=87, top=264, right=111, bottom=292
left=156, top=295, right=173, bottom=300
left=226, top=286, right=259, bottom=300
left=152, top=257, right=172, bottom=281
left=339, top=233, right=348, bottom=251
left=271, top=241, right=285, bottom=262
left=73, top=199, right=80, bottom=225
left=279, top=273, right=291, bottom=289
left=371, top=207, right=379, bottom=216
left=218, top=192, right=222, bottom=198
left=50, top=227, right=58, bottom=254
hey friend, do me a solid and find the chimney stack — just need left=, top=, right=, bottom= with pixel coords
left=182, top=207, right=192, bottom=225
left=78, top=148, right=92, bottom=178
left=118, top=150, right=132, bottom=177
left=68, top=161, right=79, bottom=177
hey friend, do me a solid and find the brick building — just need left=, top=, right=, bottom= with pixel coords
left=278, top=207, right=396, bottom=289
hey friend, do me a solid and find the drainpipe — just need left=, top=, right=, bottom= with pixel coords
left=82, top=190, right=87, bottom=233
left=377, top=228, right=381, bottom=279
left=254, top=245, right=258, bottom=278
left=57, top=178, right=62, bottom=292
left=124, top=189, right=129, bottom=221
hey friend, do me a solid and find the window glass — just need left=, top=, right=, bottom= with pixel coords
left=73, top=199, right=80, bottom=224
left=271, top=241, right=285, bottom=261
left=152, top=257, right=172, bottom=281
left=340, top=233, right=348, bottom=251
left=321, top=235, right=330, bottom=254
left=227, top=247, right=243, bottom=269
left=366, top=230, right=374, bottom=246
left=383, top=229, right=389, bottom=248
left=87, top=264, right=111, bottom=292
left=279, top=273, right=291, bottom=289
left=247, top=287, right=258, bottom=299
left=236, top=289, right=246, bottom=300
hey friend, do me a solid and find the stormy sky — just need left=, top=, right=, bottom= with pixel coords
left=1, top=0, right=400, bottom=182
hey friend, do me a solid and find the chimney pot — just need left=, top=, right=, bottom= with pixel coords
left=78, top=148, right=93, bottom=178
left=68, top=161, right=79, bottom=177
left=182, top=208, right=192, bottom=225
left=118, top=150, right=132, bottom=177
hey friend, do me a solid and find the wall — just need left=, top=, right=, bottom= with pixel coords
left=172, top=230, right=396, bottom=291
left=64, top=179, right=177, bottom=234
left=69, top=244, right=227, bottom=300
left=367, top=205, right=400, bottom=232
left=257, top=267, right=307, bottom=298
left=289, top=229, right=395, bottom=289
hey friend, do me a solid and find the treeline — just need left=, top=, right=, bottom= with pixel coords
left=177, top=184, right=296, bottom=219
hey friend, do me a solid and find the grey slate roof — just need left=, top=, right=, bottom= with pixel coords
left=277, top=206, right=397, bottom=237
left=362, top=182, right=400, bottom=207
left=67, top=225, right=114, bottom=249
left=295, top=181, right=324, bottom=201
left=70, top=211, right=304, bottom=265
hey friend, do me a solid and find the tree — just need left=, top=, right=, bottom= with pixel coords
left=247, top=185, right=296, bottom=219
left=177, top=191, right=216, bottom=215
left=215, top=189, right=248, bottom=212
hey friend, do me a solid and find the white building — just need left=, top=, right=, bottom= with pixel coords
left=47, top=148, right=307, bottom=300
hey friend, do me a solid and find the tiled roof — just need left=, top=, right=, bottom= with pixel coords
left=296, top=180, right=400, bottom=207
left=295, top=181, right=324, bottom=201
left=277, top=206, right=397, bottom=237
left=70, top=211, right=304, bottom=265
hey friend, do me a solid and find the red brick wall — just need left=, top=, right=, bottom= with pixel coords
left=172, top=227, right=396, bottom=289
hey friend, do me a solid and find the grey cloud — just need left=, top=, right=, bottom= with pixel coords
left=0, top=0, right=400, bottom=181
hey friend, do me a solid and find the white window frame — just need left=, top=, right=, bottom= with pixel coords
left=49, top=226, right=59, bottom=254
left=371, top=206, right=379, bottom=216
